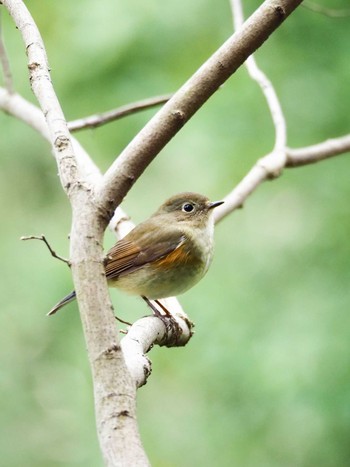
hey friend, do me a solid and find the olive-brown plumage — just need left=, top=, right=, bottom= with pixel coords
left=49, top=192, right=223, bottom=315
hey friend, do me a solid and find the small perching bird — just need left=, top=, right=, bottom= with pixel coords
left=49, top=192, right=223, bottom=316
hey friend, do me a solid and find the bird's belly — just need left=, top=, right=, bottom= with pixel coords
left=110, top=253, right=208, bottom=299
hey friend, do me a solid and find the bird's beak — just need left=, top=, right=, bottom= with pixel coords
left=208, top=200, right=224, bottom=210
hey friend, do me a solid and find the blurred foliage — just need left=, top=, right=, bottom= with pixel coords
left=1, top=0, right=350, bottom=465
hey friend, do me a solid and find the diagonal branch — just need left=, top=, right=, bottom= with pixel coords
left=4, top=85, right=349, bottom=383
left=1, top=0, right=305, bottom=463
left=95, top=0, right=303, bottom=218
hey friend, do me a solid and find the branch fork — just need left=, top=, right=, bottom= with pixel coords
left=4, top=0, right=350, bottom=465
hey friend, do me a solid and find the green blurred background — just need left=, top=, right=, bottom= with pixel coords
left=1, top=0, right=350, bottom=465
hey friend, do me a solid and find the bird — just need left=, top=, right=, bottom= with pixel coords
left=48, top=192, right=223, bottom=316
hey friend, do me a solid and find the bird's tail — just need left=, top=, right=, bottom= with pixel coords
left=48, top=290, right=76, bottom=316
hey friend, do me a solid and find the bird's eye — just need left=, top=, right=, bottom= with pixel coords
left=182, top=203, right=194, bottom=213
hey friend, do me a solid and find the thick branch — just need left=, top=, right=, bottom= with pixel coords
left=2, top=0, right=79, bottom=194
left=0, top=86, right=193, bottom=387
left=2, top=2, right=149, bottom=465
left=96, top=0, right=303, bottom=217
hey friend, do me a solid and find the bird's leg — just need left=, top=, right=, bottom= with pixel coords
left=142, top=296, right=167, bottom=317
left=154, top=299, right=173, bottom=317
left=141, top=296, right=183, bottom=343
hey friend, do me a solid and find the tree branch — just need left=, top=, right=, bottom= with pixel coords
left=0, top=85, right=193, bottom=387
left=230, top=0, right=287, bottom=155
left=1, top=0, right=309, bottom=463
left=2, top=1, right=149, bottom=465
left=95, top=0, right=303, bottom=218
left=20, top=234, right=70, bottom=264
left=68, top=94, right=173, bottom=132
left=286, top=135, right=350, bottom=167
left=213, top=0, right=350, bottom=224
left=2, top=0, right=79, bottom=194
left=121, top=305, right=194, bottom=388
left=7, top=86, right=349, bottom=379
left=214, top=137, right=350, bottom=224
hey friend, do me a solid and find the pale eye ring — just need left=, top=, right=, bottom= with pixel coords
left=182, top=202, right=194, bottom=213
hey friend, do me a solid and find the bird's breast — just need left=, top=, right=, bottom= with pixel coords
left=111, top=222, right=215, bottom=299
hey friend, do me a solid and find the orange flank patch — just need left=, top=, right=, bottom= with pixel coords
left=153, top=243, right=192, bottom=269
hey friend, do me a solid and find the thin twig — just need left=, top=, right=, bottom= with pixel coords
left=214, top=0, right=290, bottom=224
left=230, top=0, right=287, bottom=156
left=21, top=234, right=70, bottom=265
left=68, top=94, right=173, bottom=132
left=0, top=10, right=14, bottom=93
left=216, top=0, right=350, bottom=223
left=213, top=135, right=350, bottom=224
left=303, top=1, right=350, bottom=18
left=286, top=135, right=350, bottom=166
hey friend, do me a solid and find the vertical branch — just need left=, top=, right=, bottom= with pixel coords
left=214, top=0, right=291, bottom=223
left=2, top=1, right=150, bottom=465
left=230, top=0, right=287, bottom=155
left=2, top=0, right=79, bottom=192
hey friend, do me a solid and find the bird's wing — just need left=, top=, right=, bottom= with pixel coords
left=104, top=231, right=186, bottom=280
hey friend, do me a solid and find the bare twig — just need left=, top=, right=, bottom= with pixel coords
left=68, top=94, right=173, bottom=132
left=214, top=162, right=270, bottom=223
left=21, top=234, right=70, bottom=265
left=214, top=0, right=350, bottom=225
left=286, top=134, right=350, bottom=166
left=212, top=0, right=287, bottom=223
left=230, top=0, right=287, bottom=158
left=303, top=1, right=350, bottom=18
left=213, top=135, right=350, bottom=224
left=0, top=10, right=14, bottom=93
